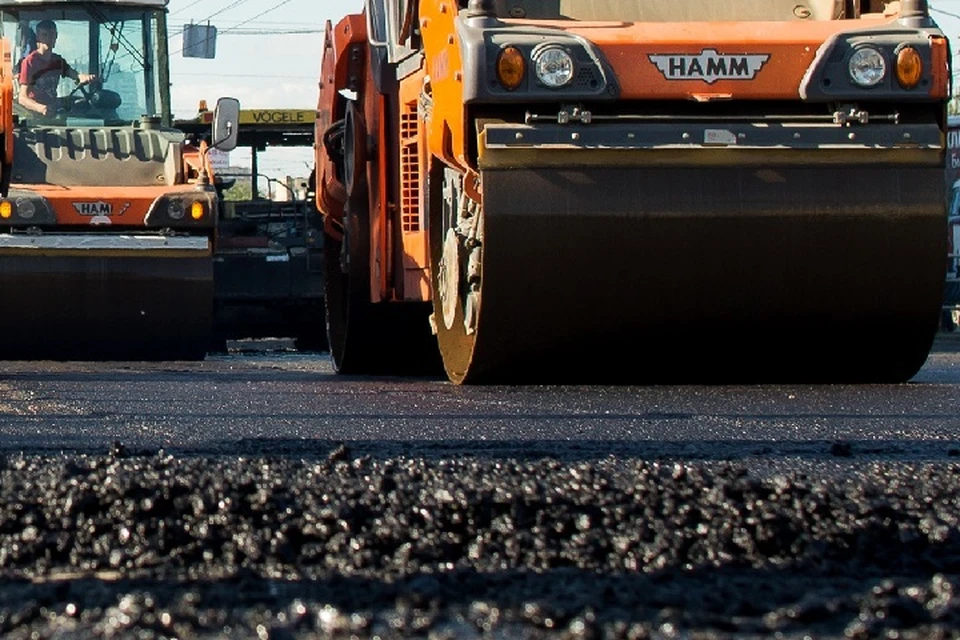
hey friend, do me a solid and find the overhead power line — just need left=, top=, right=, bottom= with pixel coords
left=932, top=6, right=960, bottom=20
left=170, top=0, right=300, bottom=55
left=172, top=27, right=322, bottom=35
left=217, top=0, right=299, bottom=35
left=174, top=72, right=316, bottom=79
left=169, top=0, right=206, bottom=16
left=168, top=0, right=253, bottom=40
left=168, top=18, right=323, bottom=36
left=201, top=0, right=253, bottom=23
left=169, top=19, right=324, bottom=27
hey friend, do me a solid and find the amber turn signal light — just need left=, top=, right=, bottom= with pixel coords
left=0, top=201, right=12, bottom=219
left=190, top=201, right=205, bottom=220
left=895, top=46, right=923, bottom=89
left=497, top=46, right=525, bottom=91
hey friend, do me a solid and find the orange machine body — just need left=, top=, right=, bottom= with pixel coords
left=319, top=3, right=950, bottom=303
left=315, top=0, right=951, bottom=383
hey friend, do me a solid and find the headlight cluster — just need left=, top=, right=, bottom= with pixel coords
left=0, top=195, right=54, bottom=225
left=165, top=199, right=206, bottom=221
left=848, top=45, right=923, bottom=89
left=165, top=198, right=206, bottom=220
left=145, top=193, right=213, bottom=228
left=497, top=44, right=576, bottom=90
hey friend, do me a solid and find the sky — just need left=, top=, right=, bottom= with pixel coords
left=164, top=0, right=960, bottom=178
left=166, top=0, right=363, bottom=179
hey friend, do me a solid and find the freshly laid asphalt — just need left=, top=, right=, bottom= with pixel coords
left=0, top=450, right=959, bottom=637
left=0, top=339, right=959, bottom=638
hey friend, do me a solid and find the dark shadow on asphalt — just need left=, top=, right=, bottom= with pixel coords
left=2, top=439, right=958, bottom=463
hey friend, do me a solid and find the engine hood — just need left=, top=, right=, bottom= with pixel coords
left=11, top=125, right=186, bottom=187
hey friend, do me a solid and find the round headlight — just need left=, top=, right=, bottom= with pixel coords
left=533, top=47, right=574, bottom=89
left=848, top=47, right=886, bottom=87
left=15, top=198, right=35, bottom=220
left=168, top=199, right=185, bottom=220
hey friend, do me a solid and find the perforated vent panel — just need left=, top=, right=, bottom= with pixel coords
left=399, top=104, right=421, bottom=233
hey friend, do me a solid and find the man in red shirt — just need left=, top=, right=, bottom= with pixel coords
left=18, top=20, right=96, bottom=117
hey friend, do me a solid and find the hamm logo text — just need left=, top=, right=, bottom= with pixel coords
left=648, top=49, right=770, bottom=84
left=73, top=201, right=112, bottom=216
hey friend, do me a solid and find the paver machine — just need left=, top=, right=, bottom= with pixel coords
left=0, top=0, right=238, bottom=360
left=316, top=0, right=951, bottom=383
left=176, top=107, right=328, bottom=353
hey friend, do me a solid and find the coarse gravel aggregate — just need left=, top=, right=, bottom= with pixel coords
left=0, top=444, right=959, bottom=638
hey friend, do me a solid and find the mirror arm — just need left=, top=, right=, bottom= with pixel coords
left=198, top=153, right=211, bottom=186
left=199, top=121, right=235, bottom=185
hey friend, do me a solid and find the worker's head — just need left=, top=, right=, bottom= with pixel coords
left=35, top=20, right=57, bottom=47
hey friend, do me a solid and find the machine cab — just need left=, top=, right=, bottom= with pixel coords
left=0, top=2, right=170, bottom=127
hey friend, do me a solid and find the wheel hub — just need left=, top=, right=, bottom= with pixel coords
left=439, top=228, right=461, bottom=331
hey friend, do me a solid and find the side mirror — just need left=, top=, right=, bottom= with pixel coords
left=211, top=97, right=240, bottom=152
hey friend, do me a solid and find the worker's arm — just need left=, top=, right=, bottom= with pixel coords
left=64, top=63, right=95, bottom=85
left=17, top=83, right=49, bottom=116
left=17, top=57, right=49, bottom=116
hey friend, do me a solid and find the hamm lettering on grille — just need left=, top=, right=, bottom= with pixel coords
left=648, top=49, right=770, bottom=84
left=73, top=202, right=112, bottom=216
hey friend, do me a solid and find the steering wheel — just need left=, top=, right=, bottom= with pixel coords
left=67, top=82, right=95, bottom=107
left=66, top=80, right=97, bottom=110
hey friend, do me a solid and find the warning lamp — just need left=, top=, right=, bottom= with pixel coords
left=198, top=99, right=209, bottom=113
left=497, top=46, right=525, bottom=91
left=895, top=46, right=923, bottom=89
left=190, top=201, right=205, bottom=220
left=0, top=201, right=12, bottom=219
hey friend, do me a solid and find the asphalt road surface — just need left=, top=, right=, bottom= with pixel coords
left=1, top=337, right=960, bottom=638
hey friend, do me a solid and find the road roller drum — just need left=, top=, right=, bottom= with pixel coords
left=0, top=235, right=212, bottom=360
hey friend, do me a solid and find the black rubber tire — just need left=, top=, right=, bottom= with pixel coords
left=323, top=104, right=441, bottom=377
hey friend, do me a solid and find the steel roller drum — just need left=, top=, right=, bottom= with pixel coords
left=0, top=235, right=213, bottom=360
left=436, top=164, right=946, bottom=384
